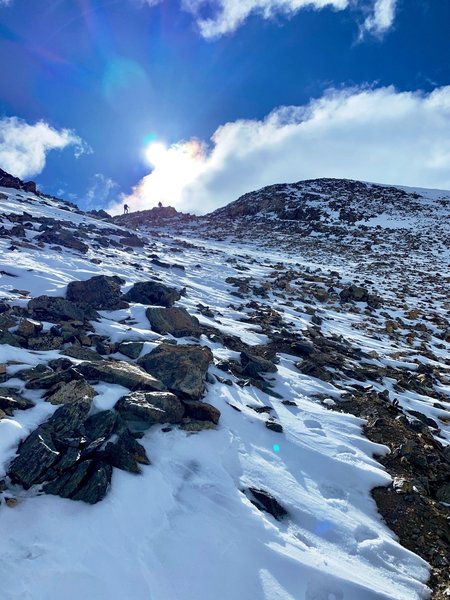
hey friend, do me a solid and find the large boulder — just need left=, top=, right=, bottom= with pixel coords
left=66, top=275, right=126, bottom=310
left=104, top=430, right=150, bottom=474
left=146, top=307, right=201, bottom=337
left=138, top=344, right=213, bottom=399
left=181, top=400, right=220, bottom=424
left=115, top=391, right=185, bottom=429
left=45, top=379, right=97, bottom=405
left=123, top=281, right=181, bottom=307
left=28, top=295, right=85, bottom=322
left=36, top=227, right=89, bottom=254
left=76, top=360, right=165, bottom=391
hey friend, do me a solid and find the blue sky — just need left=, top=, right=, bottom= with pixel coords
left=0, top=0, right=450, bottom=213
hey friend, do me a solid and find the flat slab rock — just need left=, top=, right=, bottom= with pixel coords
left=138, top=343, right=213, bottom=400
left=115, top=391, right=185, bottom=429
left=146, top=306, right=201, bottom=337
left=76, top=360, right=165, bottom=391
left=45, top=379, right=97, bottom=405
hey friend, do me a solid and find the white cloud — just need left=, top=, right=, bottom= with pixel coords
left=108, top=85, right=450, bottom=216
left=83, top=173, right=119, bottom=209
left=0, top=117, right=90, bottom=180
left=184, top=0, right=349, bottom=39
left=363, top=0, right=397, bottom=35
left=172, top=0, right=398, bottom=39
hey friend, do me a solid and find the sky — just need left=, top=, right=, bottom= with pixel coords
left=0, top=0, right=450, bottom=214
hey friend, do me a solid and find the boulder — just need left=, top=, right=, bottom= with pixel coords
left=118, top=341, right=144, bottom=359
left=138, top=344, right=213, bottom=399
left=27, top=335, right=64, bottom=351
left=115, top=391, right=184, bottom=428
left=71, top=461, right=112, bottom=504
left=36, top=227, right=89, bottom=254
left=104, top=430, right=150, bottom=473
left=82, top=410, right=117, bottom=454
left=45, top=379, right=97, bottom=406
left=0, top=388, right=34, bottom=412
left=28, top=295, right=85, bottom=322
left=146, top=306, right=201, bottom=337
left=66, top=275, right=126, bottom=311
left=17, top=318, right=43, bottom=339
left=76, top=360, right=165, bottom=391
left=62, top=345, right=105, bottom=362
left=240, top=351, right=277, bottom=377
left=247, top=488, right=288, bottom=520
left=123, top=281, right=181, bottom=307
left=181, top=400, right=220, bottom=425
left=8, top=428, right=60, bottom=488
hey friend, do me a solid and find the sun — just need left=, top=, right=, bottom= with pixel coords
left=144, top=141, right=168, bottom=167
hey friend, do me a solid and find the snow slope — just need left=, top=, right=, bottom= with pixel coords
left=1, top=185, right=447, bottom=600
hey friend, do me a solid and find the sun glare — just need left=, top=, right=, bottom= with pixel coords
left=145, top=141, right=168, bottom=167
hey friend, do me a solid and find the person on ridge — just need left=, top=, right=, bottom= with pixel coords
left=123, top=204, right=129, bottom=214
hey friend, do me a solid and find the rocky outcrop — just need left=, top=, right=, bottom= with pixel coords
left=66, top=275, right=126, bottom=310
left=36, top=227, right=89, bottom=254
left=0, top=168, right=36, bottom=193
left=123, top=281, right=182, bottom=307
left=138, top=344, right=213, bottom=399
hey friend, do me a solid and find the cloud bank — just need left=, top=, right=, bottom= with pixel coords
left=0, top=117, right=89, bottom=180
left=150, top=0, right=398, bottom=38
left=108, top=85, right=450, bottom=215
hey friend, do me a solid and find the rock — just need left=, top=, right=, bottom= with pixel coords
left=0, top=329, right=21, bottom=347
left=265, top=420, right=283, bottom=433
left=5, top=497, right=19, bottom=508
left=0, top=363, right=6, bottom=383
left=407, top=410, right=440, bottom=429
left=146, top=306, right=201, bottom=337
left=179, top=419, right=217, bottom=432
left=36, top=227, right=89, bottom=254
left=115, top=391, right=184, bottom=429
left=71, top=461, right=112, bottom=504
left=181, top=400, right=220, bottom=424
left=118, top=341, right=144, bottom=359
left=82, top=410, right=117, bottom=453
left=76, top=360, right=165, bottom=391
left=66, top=275, right=126, bottom=310
left=138, top=344, right=213, bottom=399
left=25, top=367, right=82, bottom=390
left=62, top=345, right=105, bottom=362
left=119, top=234, right=145, bottom=247
left=123, top=281, right=182, bottom=307
left=45, top=379, right=97, bottom=405
left=17, top=318, right=43, bottom=338
left=436, top=483, right=450, bottom=504
left=393, top=477, right=414, bottom=494
left=104, top=430, right=150, bottom=473
left=28, top=295, right=85, bottom=322
left=27, top=334, right=64, bottom=351
left=8, top=428, right=60, bottom=488
left=0, top=388, right=35, bottom=412
left=46, top=398, right=92, bottom=437
left=240, top=351, right=277, bottom=377
left=247, top=487, right=288, bottom=520
left=45, top=460, right=112, bottom=504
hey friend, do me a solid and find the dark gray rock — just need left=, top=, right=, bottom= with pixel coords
left=248, top=487, right=288, bottom=520
left=265, top=420, right=283, bottom=433
left=0, top=388, right=35, bottom=412
left=240, top=351, right=277, bottom=377
left=66, top=275, right=126, bottom=311
left=44, top=460, right=91, bottom=498
left=62, top=345, right=105, bottom=362
left=8, top=428, right=60, bottom=488
left=115, top=391, right=184, bottom=428
left=118, top=341, right=144, bottom=359
left=82, top=410, right=117, bottom=454
left=123, top=281, right=181, bottom=307
left=45, top=380, right=97, bottom=406
left=138, top=344, right=213, bottom=399
left=104, top=430, right=150, bottom=474
left=76, top=360, right=164, bottom=391
left=181, top=400, right=220, bottom=424
left=28, top=295, right=85, bottom=322
left=71, top=461, right=112, bottom=504
left=25, top=367, right=83, bottom=390
left=146, top=306, right=201, bottom=337
left=36, top=227, right=89, bottom=254
left=47, top=398, right=92, bottom=437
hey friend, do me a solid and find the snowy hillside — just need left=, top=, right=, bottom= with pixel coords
left=0, top=176, right=449, bottom=600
